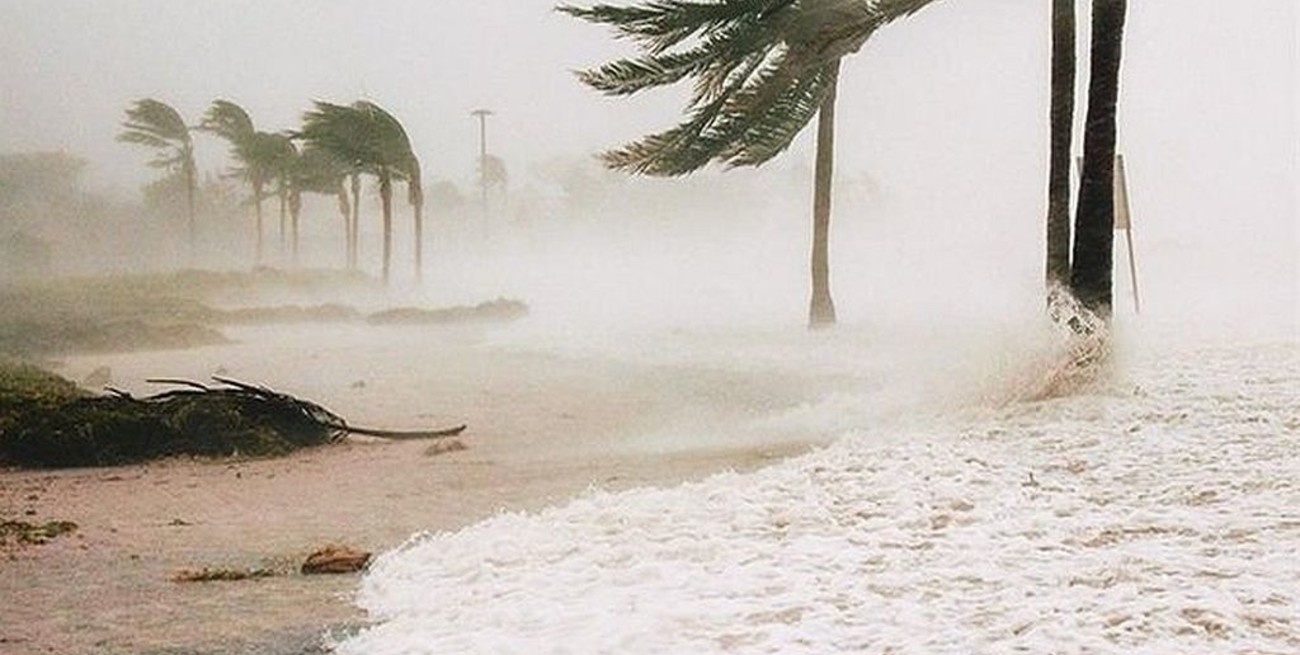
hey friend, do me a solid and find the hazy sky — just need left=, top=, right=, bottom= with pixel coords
left=1, top=0, right=1296, bottom=322
left=2, top=1, right=1295, bottom=194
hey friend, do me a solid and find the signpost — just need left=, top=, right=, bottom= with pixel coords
left=1077, top=154, right=1141, bottom=315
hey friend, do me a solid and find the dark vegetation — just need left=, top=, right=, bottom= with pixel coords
left=0, top=360, right=468, bottom=469
left=0, top=269, right=492, bottom=469
left=0, top=370, right=349, bottom=468
left=0, top=519, right=79, bottom=547
left=0, top=269, right=525, bottom=357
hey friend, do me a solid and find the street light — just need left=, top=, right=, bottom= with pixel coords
left=470, top=108, right=494, bottom=239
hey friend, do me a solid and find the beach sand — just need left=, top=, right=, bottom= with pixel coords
left=0, top=323, right=831, bottom=654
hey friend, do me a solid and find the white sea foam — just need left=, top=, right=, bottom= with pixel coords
left=335, top=329, right=1299, bottom=655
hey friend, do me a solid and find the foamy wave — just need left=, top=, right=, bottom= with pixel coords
left=337, top=339, right=1299, bottom=654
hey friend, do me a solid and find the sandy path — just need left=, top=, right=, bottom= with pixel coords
left=0, top=324, right=833, bottom=654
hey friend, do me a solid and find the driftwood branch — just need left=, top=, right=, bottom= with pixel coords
left=344, top=424, right=468, bottom=440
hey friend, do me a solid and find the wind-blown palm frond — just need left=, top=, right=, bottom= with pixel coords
left=118, top=98, right=198, bottom=247
left=297, top=100, right=422, bottom=282
left=119, top=99, right=190, bottom=145
left=198, top=99, right=256, bottom=143
left=566, top=0, right=943, bottom=175
left=558, top=0, right=791, bottom=53
left=118, top=98, right=195, bottom=171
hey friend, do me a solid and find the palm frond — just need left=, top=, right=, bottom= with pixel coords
left=559, top=0, right=792, bottom=53
left=116, top=131, right=172, bottom=149
left=198, top=99, right=256, bottom=142
left=120, top=98, right=190, bottom=144
left=564, top=0, right=944, bottom=176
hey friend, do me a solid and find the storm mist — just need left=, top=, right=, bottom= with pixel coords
left=0, top=0, right=1293, bottom=333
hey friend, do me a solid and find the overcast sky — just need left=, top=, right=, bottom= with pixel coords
left=1, top=1, right=1294, bottom=193
left=1, top=0, right=1294, bottom=322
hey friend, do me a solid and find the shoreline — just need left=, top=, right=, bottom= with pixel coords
left=0, top=324, right=834, bottom=654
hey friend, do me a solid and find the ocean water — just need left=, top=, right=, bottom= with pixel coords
left=334, top=312, right=1298, bottom=654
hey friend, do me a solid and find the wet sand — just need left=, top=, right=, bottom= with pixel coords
left=0, top=323, right=831, bottom=654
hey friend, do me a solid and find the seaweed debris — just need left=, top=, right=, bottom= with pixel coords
left=0, top=373, right=466, bottom=469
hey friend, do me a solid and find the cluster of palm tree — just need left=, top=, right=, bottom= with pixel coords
left=563, top=0, right=1129, bottom=328
left=118, top=98, right=424, bottom=283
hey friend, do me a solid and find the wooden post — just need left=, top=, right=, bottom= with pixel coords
left=1076, top=153, right=1141, bottom=315
left=1114, top=154, right=1140, bottom=314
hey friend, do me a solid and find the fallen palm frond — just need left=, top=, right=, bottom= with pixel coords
left=0, top=372, right=467, bottom=469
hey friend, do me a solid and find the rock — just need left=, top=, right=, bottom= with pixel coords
left=301, top=545, right=371, bottom=575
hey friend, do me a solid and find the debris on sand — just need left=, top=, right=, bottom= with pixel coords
left=0, top=519, right=78, bottom=547
left=0, top=368, right=468, bottom=469
left=301, top=545, right=371, bottom=575
left=171, top=567, right=279, bottom=583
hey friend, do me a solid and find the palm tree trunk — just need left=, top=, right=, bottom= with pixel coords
left=184, top=159, right=197, bottom=259
left=1070, top=0, right=1127, bottom=318
left=380, top=171, right=393, bottom=284
left=289, top=189, right=302, bottom=268
left=337, top=189, right=351, bottom=270
left=808, top=61, right=841, bottom=329
left=253, top=182, right=266, bottom=267
left=1046, top=0, right=1076, bottom=289
left=278, top=184, right=288, bottom=260
left=413, top=199, right=424, bottom=283
left=349, top=173, right=361, bottom=270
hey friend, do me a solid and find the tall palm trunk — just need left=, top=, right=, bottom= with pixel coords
left=289, top=189, right=302, bottom=268
left=1070, top=0, right=1127, bottom=318
left=379, top=171, right=393, bottom=284
left=336, top=188, right=351, bottom=268
left=413, top=198, right=424, bottom=283
left=253, top=181, right=266, bottom=266
left=1046, top=0, right=1076, bottom=288
left=278, top=182, right=288, bottom=260
left=183, top=153, right=197, bottom=258
left=808, top=60, right=841, bottom=329
left=349, top=173, right=361, bottom=270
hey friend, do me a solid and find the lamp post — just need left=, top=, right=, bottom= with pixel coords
left=470, top=109, right=494, bottom=240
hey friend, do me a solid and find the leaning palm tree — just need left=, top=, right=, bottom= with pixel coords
left=118, top=99, right=198, bottom=252
left=561, top=0, right=940, bottom=328
left=405, top=155, right=425, bottom=281
left=298, top=100, right=420, bottom=283
left=198, top=100, right=285, bottom=265
left=1045, top=0, right=1076, bottom=291
left=298, top=102, right=376, bottom=273
left=1070, top=0, right=1127, bottom=318
left=264, top=133, right=299, bottom=262
left=358, top=101, right=426, bottom=282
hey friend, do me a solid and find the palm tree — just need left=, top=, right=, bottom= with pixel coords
left=197, top=100, right=286, bottom=265
left=561, top=0, right=940, bottom=328
left=118, top=99, right=198, bottom=252
left=298, top=102, right=368, bottom=271
left=1045, top=0, right=1076, bottom=290
left=1070, top=0, right=1127, bottom=318
left=289, top=146, right=353, bottom=266
left=298, top=100, right=421, bottom=283
left=265, top=133, right=299, bottom=262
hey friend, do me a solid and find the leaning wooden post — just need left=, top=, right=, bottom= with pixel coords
left=1114, top=154, right=1140, bottom=315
